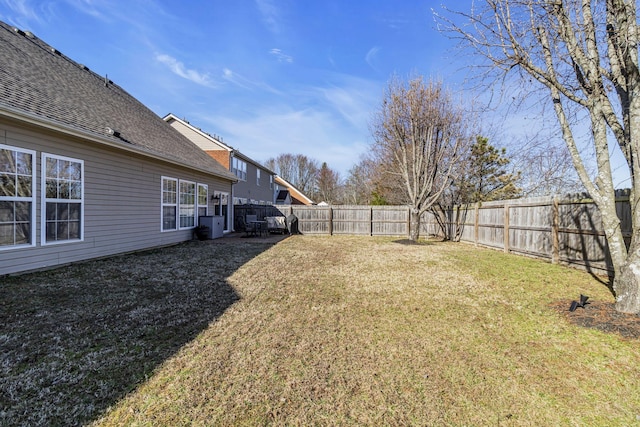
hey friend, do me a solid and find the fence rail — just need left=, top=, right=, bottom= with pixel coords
left=235, top=191, right=632, bottom=274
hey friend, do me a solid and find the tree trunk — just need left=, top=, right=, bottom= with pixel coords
left=614, top=243, right=640, bottom=314
left=409, top=208, right=421, bottom=242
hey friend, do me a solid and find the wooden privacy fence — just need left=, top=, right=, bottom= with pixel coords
left=432, top=192, right=631, bottom=274
left=236, top=190, right=632, bottom=274
left=235, top=205, right=413, bottom=237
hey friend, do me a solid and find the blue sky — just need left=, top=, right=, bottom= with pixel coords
left=0, top=0, right=474, bottom=177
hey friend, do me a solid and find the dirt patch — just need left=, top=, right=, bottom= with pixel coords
left=550, top=299, right=640, bottom=340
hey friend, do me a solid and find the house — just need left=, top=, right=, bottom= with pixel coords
left=163, top=114, right=276, bottom=230
left=274, top=176, right=314, bottom=205
left=0, top=21, right=237, bottom=275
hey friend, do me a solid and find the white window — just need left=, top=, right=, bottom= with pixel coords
left=42, top=153, right=83, bottom=244
left=232, top=157, right=247, bottom=181
left=257, top=169, right=261, bottom=186
left=179, top=180, right=196, bottom=228
left=270, top=175, right=273, bottom=190
left=0, top=145, right=35, bottom=249
left=162, top=177, right=177, bottom=231
left=197, top=183, right=208, bottom=219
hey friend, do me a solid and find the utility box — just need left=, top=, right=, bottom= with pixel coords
left=199, top=216, right=225, bottom=239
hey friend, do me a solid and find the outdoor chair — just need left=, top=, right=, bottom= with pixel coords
left=245, top=214, right=258, bottom=236
left=236, top=216, right=250, bottom=237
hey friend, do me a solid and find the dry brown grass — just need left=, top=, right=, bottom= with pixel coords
left=2, top=235, right=640, bottom=426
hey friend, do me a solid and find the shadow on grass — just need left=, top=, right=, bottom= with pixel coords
left=393, top=238, right=438, bottom=246
left=0, top=239, right=273, bottom=426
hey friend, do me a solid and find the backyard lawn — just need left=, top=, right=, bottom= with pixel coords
left=2, top=235, right=639, bottom=426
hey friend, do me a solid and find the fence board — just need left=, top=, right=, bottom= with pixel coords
left=332, top=206, right=372, bottom=235
left=292, top=206, right=331, bottom=234
left=372, top=206, right=409, bottom=236
left=508, top=203, right=554, bottom=257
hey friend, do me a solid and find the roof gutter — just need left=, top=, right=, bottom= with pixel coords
left=0, top=105, right=238, bottom=183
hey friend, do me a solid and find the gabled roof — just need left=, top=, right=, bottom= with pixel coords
left=0, top=21, right=236, bottom=181
left=163, top=113, right=231, bottom=152
left=276, top=190, right=290, bottom=202
left=163, top=113, right=276, bottom=174
left=275, top=175, right=314, bottom=205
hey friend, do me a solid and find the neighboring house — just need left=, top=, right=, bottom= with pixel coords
left=274, top=176, right=314, bottom=205
left=163, top=114, right=276, bottom=230
left=0, top=22, right=237, bottom=275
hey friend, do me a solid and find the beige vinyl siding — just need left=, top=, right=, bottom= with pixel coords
left=0, top=120, right=232, bottom=276
left=167, top=119, right=227, bottom=152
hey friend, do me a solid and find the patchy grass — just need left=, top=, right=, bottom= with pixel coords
left=0, top=240, right=270, bottom=426
left=3, top=236, right=640, bottom=426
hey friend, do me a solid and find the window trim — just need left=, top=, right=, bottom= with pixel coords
left=256, top=169, right=261, bottom=186
left=232, top=157, right=247, bottom=181
left=178, top=179, right=196, bottom=230
left=41, top=152, right=84, bottom=245
left=0, top=144, right=36, bottom=250
left=161, top=176, right=178, bottom=232
left=162, top=177, right=213, bottom=231
left=197, top=183, right=208, bottom=221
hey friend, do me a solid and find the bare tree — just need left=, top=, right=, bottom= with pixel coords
left=370, top=76, right=468, bottom=241
left=440, top=0, right=640, bottom=313
left=343, top=155, right=403, bottom=205
left=512, top=132, right=586, bottom=196
left=343, top=158, right=374, bottom=205
left=315, top=162, right=341, bottom=204
left=264, top=153, right=319, bottom=196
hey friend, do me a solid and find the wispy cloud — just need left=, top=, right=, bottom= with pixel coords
left=2, top=0, right=115, bottom=25
left=0, top=0, right=167, bottom=34
left=317, top=77, right=380, bottom=130
left=203, top=107, right=368, bottom=176
left=222, top=68, right=282, bottom=94
left=63, top=0, right=108, bottom=20
left=383, top=17, right=409, bottom=30
left=269, top=48, right=293, bottom=63
left=0, top=0, right=44, bottom=25
left=195, top=74, right=380, bottom=175
left=365, top=46, right=380, bottom=71
left=156, top=54, right=216, bottom=88
left=222, top=68, right=253, bottom=90
left=255, top=0, right=281, bottom=33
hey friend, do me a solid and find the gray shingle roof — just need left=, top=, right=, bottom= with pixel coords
left=0, top=21, right=236, bottom=181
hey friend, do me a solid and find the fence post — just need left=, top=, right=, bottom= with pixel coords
left=474, top=202, right=480, bottom=245
left=329, top=206, right=333, bottom=236
left=407, top=206, right=411, bottom=239
left=552, top=196, right=559, bottom=264
left=504, top=202, right=510, bottom=253
left=370, top=206, right=373, bottom=236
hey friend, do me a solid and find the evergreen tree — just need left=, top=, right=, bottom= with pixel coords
left=457, top=136, right=521, bottom=203
left=315, top=162, right=340, bottom=204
